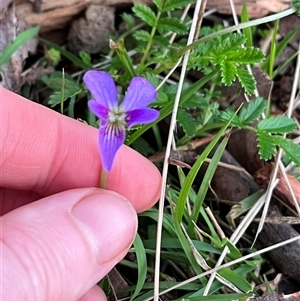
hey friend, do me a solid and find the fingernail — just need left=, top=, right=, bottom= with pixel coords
left=72, top=190, right=137, bottom=265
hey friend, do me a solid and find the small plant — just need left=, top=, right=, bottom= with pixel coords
left=14, top=0, right=300, bottom=299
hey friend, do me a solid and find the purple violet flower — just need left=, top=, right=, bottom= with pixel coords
left=83, top=71, right=159, bottom=172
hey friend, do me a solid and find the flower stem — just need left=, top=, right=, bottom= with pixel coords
left=100, top=169, right=108, bottom=189
left=140, top=11, right=161, bottom=68
left=152, top=123, right=163, bottom=150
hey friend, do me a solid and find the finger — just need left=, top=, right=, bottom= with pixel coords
left=78, top=285, right=107, bottom=301
left=3, top=188, right=136, bottom=301
left=0, top=88, right=161, bottom=212
left=0, top=188, right=41, bottom=215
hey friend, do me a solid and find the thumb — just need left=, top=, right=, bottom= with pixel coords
left=2, top=188, right=137, bottom=301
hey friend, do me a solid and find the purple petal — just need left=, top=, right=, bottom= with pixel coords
left=126, top=108, right=160, bottom=128
left=83, top=71, right=118, bottom=109
left=121, top=77, right=157, bottom=111
left=88, top=100, right=109, bottom=121
left=98, top=124, right=126, bottom=172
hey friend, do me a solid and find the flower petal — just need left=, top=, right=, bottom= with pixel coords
left=126, top=108, right=160, bottom=128
left=83, top=71, right=118, bottom=109
left=88, top=100, right=109, bottom=121
left=98, top=124, right=126, bottom=172
left=121, top=77, right=157, bottom=111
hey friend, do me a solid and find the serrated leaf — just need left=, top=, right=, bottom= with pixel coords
left=132, top=4, right=156, bottom=27
left=236, top=68, right=256, bottom=95
left=152, top=36, right=170, bottom=47
left=144, top=72, right=160, bottom=87
left=221, top=61, right=237, bottom=85
left=274, top=136, right=300, bottom=166
left=212, top=33, right=247, bottom=56
left=133, top=30, right=151, bottom=42
left=157, top=18, right=187, bottom=35
left=121, top=13, right=135, bottom=28
left=257, top=116, right=297, bottom=133
left=152, top=0, right=162, bottom=9
left=215, top=108, right=241, bottom=126
left=47, top=78, right=82, bottom=107
left=239, top=97, right=266, bottom=123
left=224, top=33, right=248, bottom=51
left=257, top=130, right=276, bottom=160
left=152, top=91, right=169, bottom=106
left=41, top=72, right=74, bottom=90
left=228, top=47, right=265, bottom=64
left=162, top=0, right=196, bottom=12
left=177, top=109, right=196, bottom=137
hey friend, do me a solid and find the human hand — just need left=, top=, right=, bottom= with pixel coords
left=0, top=88, right=161, bottom=301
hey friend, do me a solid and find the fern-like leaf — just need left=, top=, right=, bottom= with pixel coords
left=133, top=30, right=151, bottom=42
left=257, top=130, right=276, bottom=160
left=239, top=97, right=266, bottom=123
left=274, top=136, right=300, bottom=166
left=228, top=47, right=265, bottom=64
left=215, top=108, right=241, bottom=127
left=177, top=108, right=196, bottom=137
left=132, top=4, right=156, bottom=27
left=257, top=116, right=297, bottom=134
left=221, top=61, right=237, bottom=85
left=162, top=0, right=196, bottom=11
left=236, top=68, right=256, bottom=95
left=157, top=18, right=187, bottom=34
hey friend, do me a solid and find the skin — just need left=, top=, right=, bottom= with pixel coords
left=0, top=87, right=162, bottom=301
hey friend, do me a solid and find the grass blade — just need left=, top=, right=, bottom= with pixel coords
left=0, top=26, right=40, bottom=71
left=130, top=234, right=147, bottom=300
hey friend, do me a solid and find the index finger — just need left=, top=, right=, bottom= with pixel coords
left=0, top=88, right=161, bottom=212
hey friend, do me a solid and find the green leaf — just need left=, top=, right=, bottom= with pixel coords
left=228, top=47, right=265, bottom=64
left=215, top=108, right=241, bottom=127
left=152, top=0, right=162, bottom=9
left=241, top=3, right=253, bottom=47
left=257, top=116, right=297, bottom=133
left=177, top=108, right=196, bottom=137
left=79, top=51, right=91, bottom=66
left=239, top=97, right=266, bottom=123
left=157, top=17, right=187, bottom=35
left=186, top=293, right=254, bottom=301
left=236, top=67, right=256, bottom=95
left=152, top=36, right=170, bottom=47
left=0, top=26, right=40, bottom=71
left=273, top=136, right=300, bottom=166
left=257, top=130, right=276, bottom=160
left=262, top=26, right=300, bottom=74
left=225, top=33, right=248, bottom=51
left=220, top=61, right=237, bottom=85
left=162, top=0, right=196, bottom=11
left=133, top=30, right=151, bottom=42
left=152, top=91, right=169, bottom=106
left=41, top=72, right=74, bottom=90
left=292, top=0, right=300, bottom=15
left=121, top=12, right=135, bottom=28
left=129, top=234, right=147, bottom=301
left=211, top=33, right=247, bottom=55
left=42, top=75, right=82, bottom=107
left=132, top=4, right=156, bottom=27
left=144, top=72, right=160, bottom=87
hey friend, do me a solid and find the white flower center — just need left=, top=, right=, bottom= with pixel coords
left=107, top=108, right=127, bottom=130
